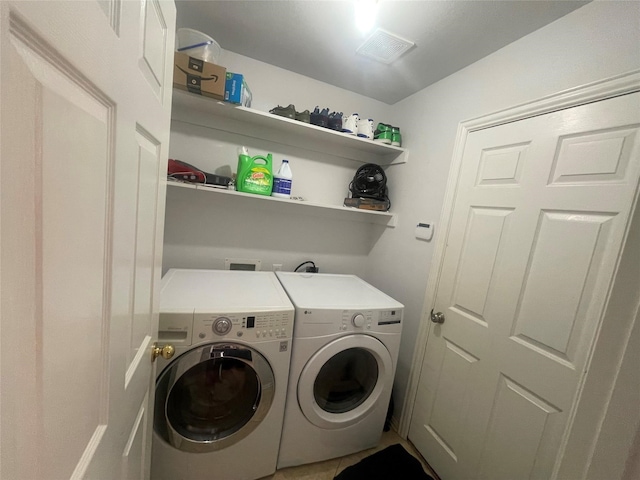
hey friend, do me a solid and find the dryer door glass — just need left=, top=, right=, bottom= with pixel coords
left=298, top=334, right=392, bottom=429
left=313, top=348, right=378, bottom=413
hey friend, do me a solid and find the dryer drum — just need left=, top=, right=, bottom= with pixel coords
left=313, top=348, right=379, bottom=414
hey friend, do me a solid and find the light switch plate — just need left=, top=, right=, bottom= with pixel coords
left=415, top=223, right=434, bottom=241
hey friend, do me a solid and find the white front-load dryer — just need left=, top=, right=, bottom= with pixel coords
left=151, top=269, right=294, bottom=480
left=275, top=272, right=404, bottom=468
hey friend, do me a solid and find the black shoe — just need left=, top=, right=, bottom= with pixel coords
left=310, top=106, right=330, bottom=127
left=328, top=112, right=343, bottom=130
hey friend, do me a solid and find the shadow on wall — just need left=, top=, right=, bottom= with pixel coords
left=169, top=120, right=367, bottom=174
left=163, top=184, right=388, bottom=258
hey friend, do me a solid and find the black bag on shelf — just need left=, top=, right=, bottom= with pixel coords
left=348, top=163, right=390, bottom=211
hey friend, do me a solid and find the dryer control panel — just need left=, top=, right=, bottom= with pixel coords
left=193, top=310, right=293, bottom=343
left=341, top=310, right=373, bottom=330
left=294, top=308, right=403, bottom=337
left=339, top=309, right=402, bottom=331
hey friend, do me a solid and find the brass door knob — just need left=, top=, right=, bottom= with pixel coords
left=152, top=343, right=175, bottom=362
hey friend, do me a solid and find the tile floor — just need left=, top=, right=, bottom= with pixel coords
left=260, top=429, right=437, bottom=480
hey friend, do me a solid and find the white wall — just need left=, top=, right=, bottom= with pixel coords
left=164, top=0, right=640, bottom=435
left=164, top=51, right=394, bottom=276
left=218, top=49, right=393, bottom=119
left=368, top=0, right=640, bottom=420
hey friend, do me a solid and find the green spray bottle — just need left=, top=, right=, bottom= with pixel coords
left=236, top=146, right=273, bottom=196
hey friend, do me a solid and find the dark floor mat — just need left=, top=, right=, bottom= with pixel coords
left=334, top=443, right=434, bottom=480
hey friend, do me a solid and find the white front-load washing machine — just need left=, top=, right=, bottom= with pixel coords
left=275, top=272, right=404, bottom=468
left=151, top=269, right=294, bottom=480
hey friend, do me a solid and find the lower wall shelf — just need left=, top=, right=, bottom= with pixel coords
left=166, top=181, right=397, bottom=228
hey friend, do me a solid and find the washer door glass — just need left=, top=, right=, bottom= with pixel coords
left=155, top=344, right=275, bottom=453
left=297, top=335, right=392, bottom=429
left=167, top=356, right=259, bottom=440
left=314, top=348, right=378, bottom=414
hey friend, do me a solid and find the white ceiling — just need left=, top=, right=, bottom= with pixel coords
left=175, top=0, right=590, bottom=105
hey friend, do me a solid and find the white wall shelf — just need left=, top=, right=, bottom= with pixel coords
left=167, top=181, right=398, bottom=227
left=171, top=89, right=408, bottom=165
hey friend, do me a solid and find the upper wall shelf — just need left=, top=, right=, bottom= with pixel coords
left=171, top=89, right=408, bottom=165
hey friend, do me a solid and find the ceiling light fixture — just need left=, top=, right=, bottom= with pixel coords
left=355, top=0, right=378, bottom=34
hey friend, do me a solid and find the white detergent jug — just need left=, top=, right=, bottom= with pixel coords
left=272, top=159, right=293, bottom=199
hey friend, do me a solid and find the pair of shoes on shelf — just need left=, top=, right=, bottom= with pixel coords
left=311, top=106, right=330, bottom=127
left=357, top=118, right=374, bottom=139
left=270, top=104, right=296, bottom=119
left=295, top=109, right=310, bottom=123
left=269, top=104, right=311, bottom=123
left=328, top=112, right=343, bottom=131
left=342, top=113, right=359, bottom=135
left=391, top=126, right=402, bottom=147
left=374, top=123, right=402, bottom=146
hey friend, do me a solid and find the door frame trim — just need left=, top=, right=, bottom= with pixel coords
left=400, top=69, right=640, bottom=477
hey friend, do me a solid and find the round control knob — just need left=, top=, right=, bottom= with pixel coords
left=352, top=313, right=365, bottom=328
left=212, top=317, right=232, bottom=336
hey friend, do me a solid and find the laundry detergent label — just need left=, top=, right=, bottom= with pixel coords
left=273, top=177, right=292, bottom=195
left=246, top=167, right=270, bottom=186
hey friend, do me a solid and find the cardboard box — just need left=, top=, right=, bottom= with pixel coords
left=224, top=72, right=252, bottom=107
left=173, top=52, right=226, bottom=100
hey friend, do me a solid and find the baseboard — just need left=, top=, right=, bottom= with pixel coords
left=390, top=414, right=402, bottom=437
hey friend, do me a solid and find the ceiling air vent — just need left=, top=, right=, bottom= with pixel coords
left=356, top=28, right=415, bottom=64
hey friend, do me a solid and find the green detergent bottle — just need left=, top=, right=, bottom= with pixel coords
left=236, top=147, right=273, bottom=196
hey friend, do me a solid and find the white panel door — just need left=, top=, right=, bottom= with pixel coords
left=409, top=92, right=640, bottom=479
left=0, top=1, right=175, bottom=479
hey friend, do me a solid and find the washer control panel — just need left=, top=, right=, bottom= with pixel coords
left=193, top=310, right=293, bottom=342
left=213, top=317, right=232, bottom=335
